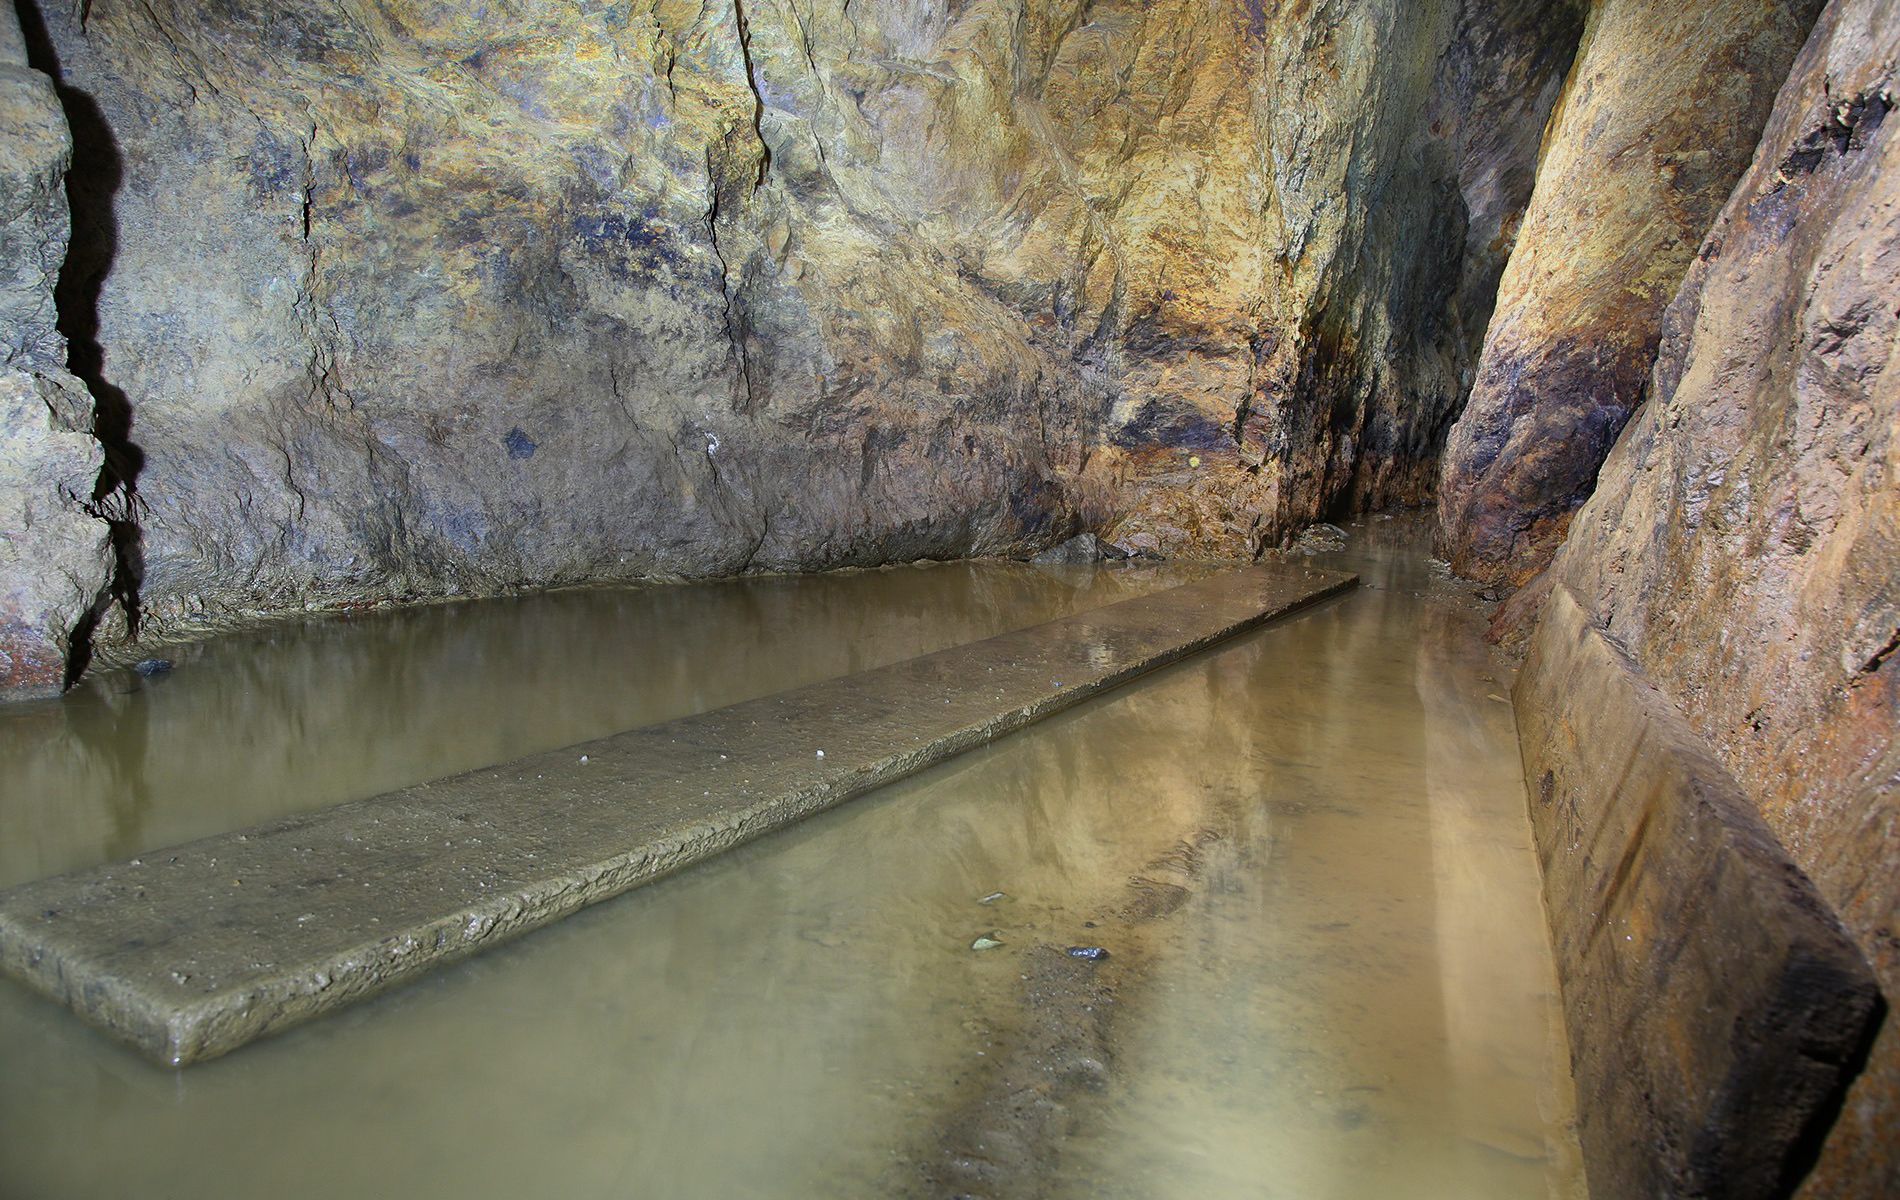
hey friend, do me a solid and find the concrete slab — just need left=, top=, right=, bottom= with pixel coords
left=1516, top=585, right=1881, bottom=1199
left=0, top=563, right=1353, bottom=1066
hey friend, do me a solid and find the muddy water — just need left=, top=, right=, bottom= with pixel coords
left=0, top=519, right=1582, bottom=1199
left=0, top=559, right=1210, bottom=890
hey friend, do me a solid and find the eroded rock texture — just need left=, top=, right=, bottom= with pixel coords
left=1436, top=0, right=1823, bottom=587
left=1540, top=1, right=1898, bottom=1189
left=0, top=0, right=1581, bottom=673
left=0, top=6, right=109, bottom=701
left=1520, top=587, right=1879, bottom=1200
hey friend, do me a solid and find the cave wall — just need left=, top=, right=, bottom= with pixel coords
left=0, top=0, right=1581, bottom=693
left=1436, top=0, right=1823, bottom=587
left=1523, top=0, right=1898, bottom=1190
left=0, top=4, right=108, bottom=699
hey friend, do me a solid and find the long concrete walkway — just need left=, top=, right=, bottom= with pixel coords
left=0, top=563, right=1352, bottom=1066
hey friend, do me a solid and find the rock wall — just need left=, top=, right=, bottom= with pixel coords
left=1529, top=0, right=1898, bottom=1190
left=0, top=0, right=1581, bottom=686
left=1519, top=587, right=1879, bottom=1200
left=0, top=4, right=109, bottom=700
left=1436, top=0, right=1823, bottom=587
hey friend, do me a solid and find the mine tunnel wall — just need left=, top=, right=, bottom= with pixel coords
left=1435, top=0, right=1826, bottom=590
left=0, top=0, right=1586, bottom=696
left=0, top=0, right=111, bottom=700
left=1514, top=2, right=1899, bottom=1190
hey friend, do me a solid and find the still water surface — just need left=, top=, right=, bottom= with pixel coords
left=0, top=520, right=1582, bottom=1198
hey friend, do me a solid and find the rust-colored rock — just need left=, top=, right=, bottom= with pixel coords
left=1436, top=0, right=1823, bottom=587
left=0, top=1, right=1583, bottom=685
left=1530, top=1, right=1899, bottom=1191
left=1518, top=586, right=1879, bottom=1199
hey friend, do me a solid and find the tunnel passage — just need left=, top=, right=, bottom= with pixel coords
left=0, top=0, right=1892, bottom=1195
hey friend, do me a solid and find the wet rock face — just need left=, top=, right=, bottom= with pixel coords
left=1542, top=1, right=1898, bottom=1189
left=1435, top=0, right=1824, bottom=587
left=0, top=7, right=109, bottom=701
left=0, top=0, right=1580, bottom=671
left=1520, top=588, right=1880, bottom=1200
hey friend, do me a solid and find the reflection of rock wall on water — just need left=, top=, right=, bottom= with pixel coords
left=0, top=0, right=1587, bottom=694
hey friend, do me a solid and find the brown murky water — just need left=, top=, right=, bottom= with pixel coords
left=0, top=518, right=1583, bottom=1199
left=0, top=559, right=1213, bottom=891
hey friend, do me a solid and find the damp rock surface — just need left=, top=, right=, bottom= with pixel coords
left=1518, top=586, right=1879, bottom=1200
left=0, top=7, right=110, bottom=701
left=1529, top=3, right=1900, bottom=1189
left=0, top=1, right=1584, bottom=677
left=1436, top=0, right=1823, bottom=586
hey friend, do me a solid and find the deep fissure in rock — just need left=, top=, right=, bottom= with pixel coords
left=14, top=0, right=142, bottom=685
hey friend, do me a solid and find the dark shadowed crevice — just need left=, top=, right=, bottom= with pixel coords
left=14, top=0, right=143, bottom=685
left=729, top=0, right=771, bottom=185
left=1778, top=993, right=1887, bottom=1196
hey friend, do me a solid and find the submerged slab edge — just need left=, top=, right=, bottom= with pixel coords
left=1515, top=585, right=1881, bottom=1200
left=0, top=564, right=1354, bottom=1066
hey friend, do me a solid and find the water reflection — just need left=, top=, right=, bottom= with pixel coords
left=1050, top=520, right=1583, bottom=1199
left=0, top=560, right=1208, bottom=889
left=0, top=520, right=1580, bottom=1198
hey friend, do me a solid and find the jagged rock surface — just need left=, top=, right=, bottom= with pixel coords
left=1436, top=0, right=1823, bottom=587
left=0, top=6, right=109, bottom=701
left=1540, top=1, right=1898, bottom=1189
left=0, top=0, right=1579, bottom=674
